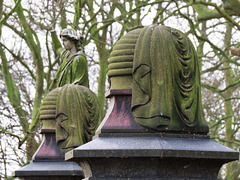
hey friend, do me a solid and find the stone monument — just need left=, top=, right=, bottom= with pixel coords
left=66, top=25, right=239, bottom=179
left=14, top=29, right=101, bottom=180
left=50, top=28, right=89, bottom=89
left=14, top=87, right=84, bottom=180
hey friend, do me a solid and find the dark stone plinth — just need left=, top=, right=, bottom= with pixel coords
left=14, top=131, right=84, bottom=180
left=33, top=130, right=64, bottom=161
left=66, top=134, right=239, bottom=180
left=13, top=161, right=83, bottom=180
left=97, top=89, right=148, bottom=133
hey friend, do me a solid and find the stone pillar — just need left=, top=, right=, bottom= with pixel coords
left=66, top=90, right=238, bottom=180
left=14, top=129, right=84, bottom=180
left=66, top=25, right=239, bottom=180
left=14, top=87, right=84, bottom=180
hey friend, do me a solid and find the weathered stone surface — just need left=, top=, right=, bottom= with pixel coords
left=51, top=28, right=89, bottom=89
left=67, top=135, right=238, bottom=159
left=14, top=29, right=100, bottom=180
left=33, top=132, right=64, bottom=161
left=66, top=134, right=239, bottom=180
left=39, top=84, right=101, bottom=154
left=66, top=25, right=239, bottom=180
left=13, top=161, right=83, bottom=180
left=56, top=84, right=100, bottom=153
left=108, top=25, right=208, bottom=134
left=14, top=130, right=84, bottom=180
left=40, top=87, right=60, bottom=130
left=96, top=90, right=147, bottom=134
left=14, top=84, right=102, bottom=180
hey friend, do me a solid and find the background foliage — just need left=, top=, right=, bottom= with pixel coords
left=0, top=0, right=239, bottom=179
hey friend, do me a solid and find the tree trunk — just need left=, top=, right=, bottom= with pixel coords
left=223, top=22, right=235, bottom=179
left=14, top=0, right=43, bottom=161
left=97, top=46, right=108, bottom=119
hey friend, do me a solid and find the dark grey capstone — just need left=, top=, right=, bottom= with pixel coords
left=13, top=161, right=84, bottom=180
left=66, top=134, right=239, bottom=180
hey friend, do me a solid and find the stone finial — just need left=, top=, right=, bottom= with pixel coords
left=56, top=84, right=100, bottom=153
left=39, top=84, right=100, bottom=153
left=108, top=25, right=209, bottom=134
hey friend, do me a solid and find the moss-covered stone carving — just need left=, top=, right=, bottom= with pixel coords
left=108, top=28, right=142, bottom=90
left=56, top=84, right=100, bottom=153
left=40, top=84, right=100, bottom=153
left=39, top=29, right=100, bottom=154
left=40, top=87, right=61, bottom=131
left=108, top=25, right=209, bottom=134
left=51, top=28, right=89, bottom=89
